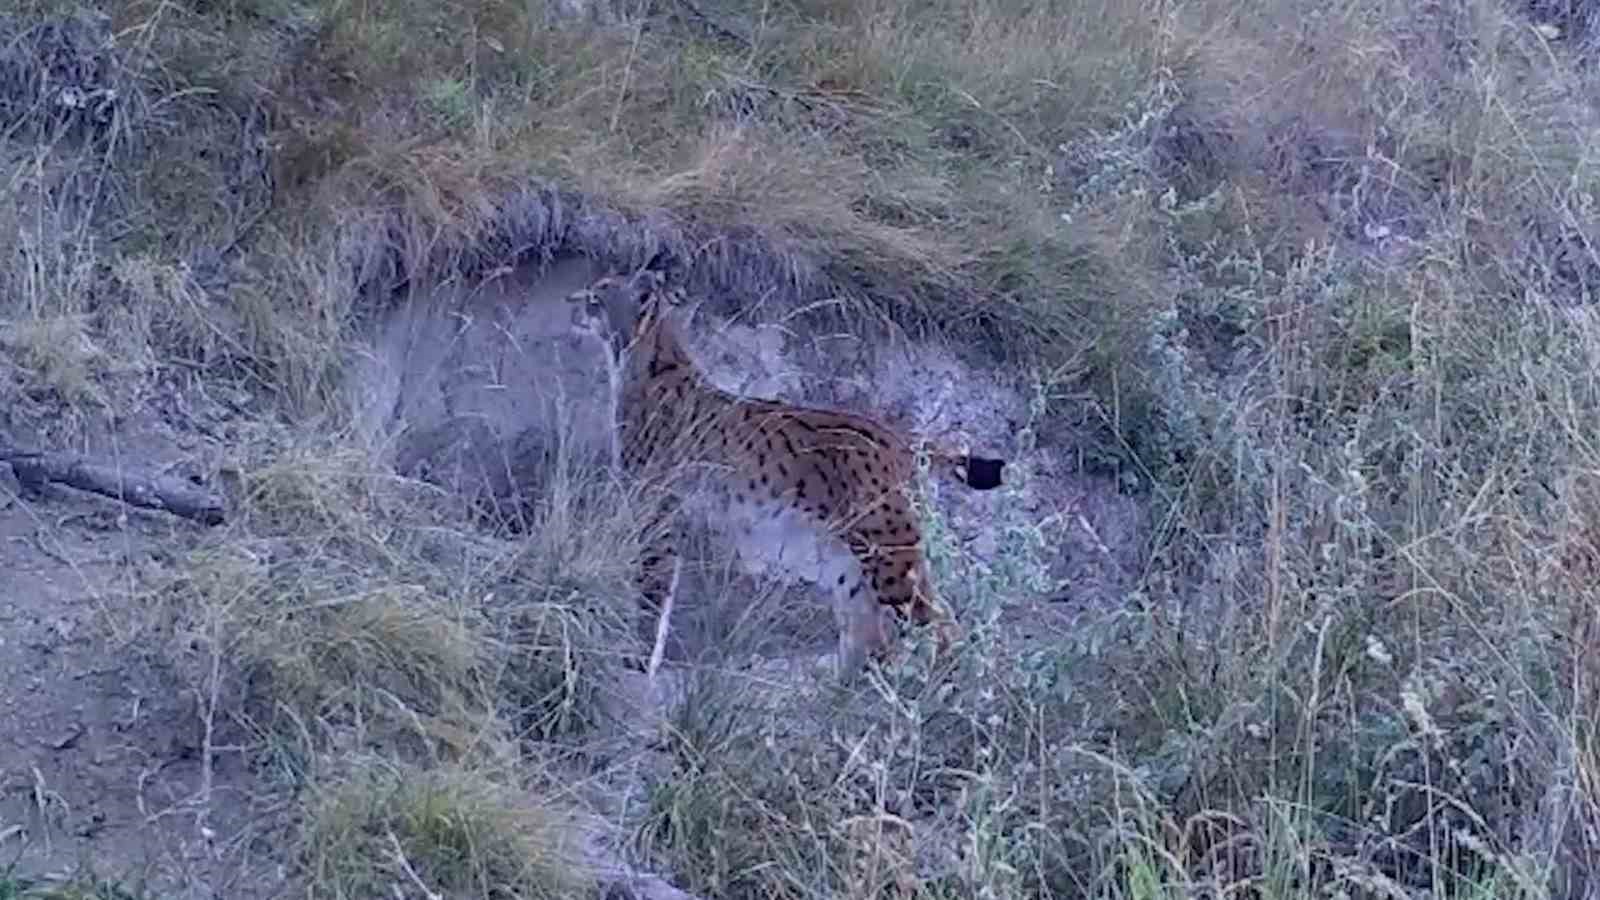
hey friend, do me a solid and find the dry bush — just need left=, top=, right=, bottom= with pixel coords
left=106, top=435, right=648, bottom=892
left=137, top=437, right=649, bottom=751
left=0, top=4, right=270, bottom=440
left=1001, top=0, right=1600, bottom=893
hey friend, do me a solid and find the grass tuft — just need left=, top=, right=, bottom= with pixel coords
left=298, top=757, right=591, bottom=899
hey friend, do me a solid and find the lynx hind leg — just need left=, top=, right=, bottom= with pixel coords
left=826, top=551, right=894, bottom=680
left=835, top=583, right=893, bottom=680
left=837, top=492, right=954, bottom=673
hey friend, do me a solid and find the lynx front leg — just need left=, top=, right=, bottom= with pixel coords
left=832, top=540, right=894, bottom=681
left=631, top=493, right=683, bottom=677
left=645, top=556, right=681, bottom=684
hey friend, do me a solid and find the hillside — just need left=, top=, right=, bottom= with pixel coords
left=2, top=0, right=1599, bottom=897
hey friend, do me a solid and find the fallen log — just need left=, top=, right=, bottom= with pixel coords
left=2, top=448, right=226, bottom=526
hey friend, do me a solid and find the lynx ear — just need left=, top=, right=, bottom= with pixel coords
left=636, top=247, right=684, bottom=291
left=641, top=246, right=672, bottom=273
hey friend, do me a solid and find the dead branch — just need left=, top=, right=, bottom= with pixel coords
left=2, top=448, right=226, bottom=526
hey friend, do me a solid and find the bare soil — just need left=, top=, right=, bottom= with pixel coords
left=0, top=480, right=273, bottom=896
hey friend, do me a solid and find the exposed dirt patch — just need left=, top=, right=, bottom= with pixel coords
left=0, top=397, right=278, bottom=894
left=0, top=498, right=265, bottom=895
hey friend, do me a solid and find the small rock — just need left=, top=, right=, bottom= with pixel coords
left=47, top=723, right=84, bottom=749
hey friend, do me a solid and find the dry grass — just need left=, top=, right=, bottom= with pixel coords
left=296, top=757, right=588, bottom=899
left=3, top=0, right=1600, bottom=896
left=0, top=873, right=151, bottom=900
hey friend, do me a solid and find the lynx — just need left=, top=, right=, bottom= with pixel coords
left=567, top=266, right=1006, bottom=679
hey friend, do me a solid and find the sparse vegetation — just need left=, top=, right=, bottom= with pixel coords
left=3, top=0, right=1599, bottom=897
